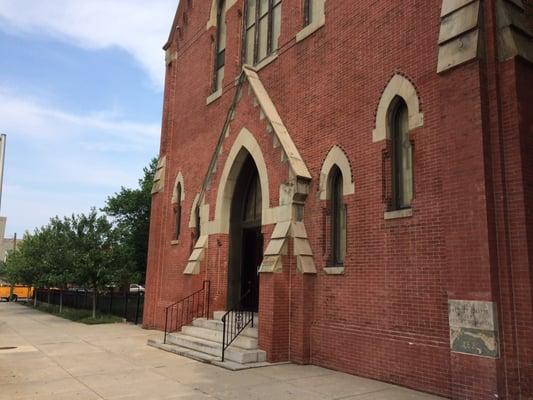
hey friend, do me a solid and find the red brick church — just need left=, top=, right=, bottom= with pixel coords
left=143, top=0, right=533, bottom=398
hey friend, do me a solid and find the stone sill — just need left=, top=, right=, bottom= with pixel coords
left=324, top=267, right=345, bottom=275
left=247, top=53, right=278, bottom=73
left=384, top=208, right=413, bottom=220
left=206, top=88, right=222, bottom=105
left=170, top=240, right=180, bottom=246
left=295, top=17, right=325, bottom=43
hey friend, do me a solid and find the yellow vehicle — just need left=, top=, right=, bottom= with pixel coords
left=0, top=284, right=33, bottom=302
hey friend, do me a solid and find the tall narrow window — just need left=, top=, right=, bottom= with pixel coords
left=175, top=183, right=182, bottom=240
left=194, top=205, right=201, bottom=243
left=304, top=0, right=324, bottom=27
left=213, top=0, right=227, bottom=91
left=243, top=0, right=282, bottom=65
left=330, top=166, right=346, bottom=266
left=391, top=98, right=413, bottom=209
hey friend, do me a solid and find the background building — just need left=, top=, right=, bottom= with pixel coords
left=144, top=1, right=533, bottom=399
left=0, top=217, right=19, bottom=262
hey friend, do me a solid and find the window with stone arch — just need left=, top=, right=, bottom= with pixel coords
left=389, top=97, right=413, bottom=210
left=243, top=0, right=282, bottom=66
left=320, top=146, right=354, bottom=270
left=213, top=0, right=227, bottom=92
left=174, top=182, right=182, bottom=240
left=328, top=166, right=346, bottom=267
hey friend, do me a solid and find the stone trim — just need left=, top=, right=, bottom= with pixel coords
left=188, top=194, right=200, bottom=228
left=207, top=0, right=238, bottom=30
left=152, top=156, right=167, bottom=194
left=183, top=235, right=209, bottom=275
left=437, top=0, right=483, bottom=73
left=171, top=172, right=185, bottom=204
left=296, top=14, right=325, bottom=43
left=324, top=267, right=345, bottom=275
left=292, top=221, right=316, bottom=274
left=206, top=88, right=223, bottom=105
left=319, top=145, right=355, bottom=200
left=249, top=53, right=278, bottom=72
left=384, top=208, right=413, bottom=220
left=259, top=221, right=317, bottom=274
left=213, top=128, right=271, bottom=235
left=496, top=0, right=533, bottom=63
left=373, top=74, right=424, bottom=143
left=165, top=49, right=177, bottom=66
left=243, top=66, right=312, bottom=180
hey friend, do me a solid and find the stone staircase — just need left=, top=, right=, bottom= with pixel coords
left=148, top=311, right=268, bottom=371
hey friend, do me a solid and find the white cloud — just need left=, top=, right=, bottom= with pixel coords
left=0, top=0, right=178, bottom=88
left=0, top=86, right=159, bottom=236
left=0, top=87, right=160, bottom=146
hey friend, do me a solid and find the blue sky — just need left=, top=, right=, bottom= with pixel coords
left=0, top=0, right=177, bottom=237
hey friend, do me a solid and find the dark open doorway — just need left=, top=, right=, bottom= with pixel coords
left=227, top=154, right=263, bottom=312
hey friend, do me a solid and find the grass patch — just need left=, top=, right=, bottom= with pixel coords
left=26, top=303, right=123, bottom=325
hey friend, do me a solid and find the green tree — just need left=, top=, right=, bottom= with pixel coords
left=102, top=157, right=157, bottom=284
left=69, top=210, right=130, bottom=318
left=43, top=217, right=77, bottom=312
left=2, top=230, right=51, bottom=304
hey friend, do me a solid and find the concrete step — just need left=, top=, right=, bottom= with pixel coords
left=147, top=339, right=219, bottom=363
left=192, top=318, right=258, bottom=339
left=167, top=333, right=266, bottom=364
left=181, top=325, right=258, bottom=350
left=148, top=339, right=277, bottom=371
left=213, top=311, right=259, bottom=326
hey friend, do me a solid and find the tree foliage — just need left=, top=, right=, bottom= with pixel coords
left=0, top=158, right=156, bottom=316
left=102, top=157, right=157, bottom=283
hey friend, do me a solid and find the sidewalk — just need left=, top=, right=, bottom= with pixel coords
left=0, top=303, right=446, bottom=400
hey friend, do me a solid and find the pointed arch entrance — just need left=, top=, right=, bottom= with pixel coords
left=227, top=153, right=263, bottom=312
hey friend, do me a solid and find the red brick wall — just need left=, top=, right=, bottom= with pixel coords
left=143, top=0, right=533, bottom=398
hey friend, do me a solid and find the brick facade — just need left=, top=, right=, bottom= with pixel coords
left=144, top=1, right=533, bottom=398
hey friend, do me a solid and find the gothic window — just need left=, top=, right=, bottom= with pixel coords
left=329, top=166, right=346, bottom=266
left=391, top=98, right=413, bottom=209
left=174, top=183, right=182, bottom=240
left=194, top=205, right=201, bottom=243
left=213, top=0, right=227, bottom=91
left=304, top=0, right=324, bottom=26
left=243, top=0, right=282, bottom=65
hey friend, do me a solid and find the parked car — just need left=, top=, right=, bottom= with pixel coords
left=129, top=284, right=145, bottom=293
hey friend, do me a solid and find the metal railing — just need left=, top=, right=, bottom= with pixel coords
left=34, top=288, right=144, bottom=325
left=221, top=287, right=255, bottom=362
left=163, top=280, right=210, bottom=344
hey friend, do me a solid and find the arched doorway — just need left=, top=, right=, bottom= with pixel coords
left=227, top=154, right=263, bottom=312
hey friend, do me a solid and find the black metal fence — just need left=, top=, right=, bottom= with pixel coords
left=35, top=288, right=144, bottom=325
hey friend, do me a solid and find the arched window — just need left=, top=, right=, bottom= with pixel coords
left=194, top=205, right=201, bottom=243
left=390, top=98, right=413, bottom=209
left=243, top=0, right=282, bottom=65
left=174, top=183, right=182, bottom=240
left=329, top=166, right=346, bottom=266
left=213, top=0, right=227, bottom=91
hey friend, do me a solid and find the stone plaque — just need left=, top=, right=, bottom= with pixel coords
left=448, top=300, right=499, bottom=358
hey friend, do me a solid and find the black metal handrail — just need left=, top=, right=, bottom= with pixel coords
left=164, top=280, right=210, bottom=344
left=221, top=287, right=255, bottom=362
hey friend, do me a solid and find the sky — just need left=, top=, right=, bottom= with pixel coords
left=0, top=0, right=178, bottom=237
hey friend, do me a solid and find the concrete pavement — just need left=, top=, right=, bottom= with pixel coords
left=0, top=303, right=446, bottom=400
